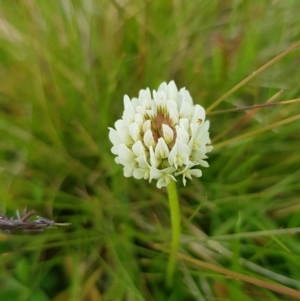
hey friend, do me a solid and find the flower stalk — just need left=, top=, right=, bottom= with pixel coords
left=166, top=180, right=180, bottom=286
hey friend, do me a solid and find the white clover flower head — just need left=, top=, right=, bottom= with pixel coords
left=109, top=81, right=213, bottom=188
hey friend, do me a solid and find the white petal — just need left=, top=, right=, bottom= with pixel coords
left=175, top=125, right=189, bottom=144
left=143, top=120, right=151, bottom=132
left=168, top=148, right=177, bottom=168
left=206, top=145, right=213, bottom=153
left=190, top=105, right=206, bottom=124
left=192, top=126, right=211, bottom=152
left=166, top=99, right=178, bottom=110
left=191, top=149, right=205, bottom=160
left=122, top=107, right=135, bottom=126
left=167, top=81, right=178, bottom=101
left=108, top=128, right=122, bottom=154
left=158, top=82, right=168, bottom=94
left=155, top=90, right=167, bottom=107
left=188, top=123, right=199, bottom=149
left=118, top=144, right=136, bottom=166
left=174, top=161, right=202, bottom=186
left=150, top=166, right=176, bottom=188
left=199, top=160, right=209, bottom=167
left=144, top=129, right=155, bottom=148
left=179, top=118, right=189, bottom=130
left=188, top=168, right=202, bottom=178
left=156, top=177, right=169, bottom=188
left=139, top=89, right=148, bottom=102
left=149, top=166, right=161, bottom=180
left=115, top=120, right=133, bottom=145
left=202, top=120, right=210, bottom=131
left=162, top=124, right=174, bottom=144
left=132, top=141, right=145, bottom=157
left=182, top=168, right=202, bottom=186
left=145, top=108, right=155, bottom=119
left=135, top=154, right=149, bottom=167
left=180, top=88, right=193, bottom=105
left=123, top=95, right=132, bottom=109
left=134, top=114, right=144, bottom=127
left=179, top=101, right=192, bottom=118
left=168, top=139, right=190, bottom=169
left=128, top=122, right=141, bottom=142
left=157, top=172, right=177, bottom=188
left=177, top=140, right=191, bottom=159
left=149, top=146, right=161, bottom=167
left=169, top=108, right=179, bottom=124
left=131, top=97, right=140, bottom=109
left=133, top=155, right=150, bottom=179
left=155, top=138, right=169, bottom=159
left=123, top=166, right=135, bottom=177
left=133, top=168, right=149, bottom=179
left=145, top=88, right=152, bottom=104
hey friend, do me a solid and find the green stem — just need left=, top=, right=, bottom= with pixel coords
left=166, top=180, right=181, bottom=286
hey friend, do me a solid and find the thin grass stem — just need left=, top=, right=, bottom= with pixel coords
left=207, top=41, right=300, bottom=112
left=208, top=97, right=300, bottom=116
left=211, top=90, right=283, bottom=143
left=177, top=252, right=300, bottom=299
left=214, top=113, right=300, bottom=150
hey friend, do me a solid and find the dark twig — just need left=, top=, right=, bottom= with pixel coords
left=0, top=207, right=70, bottom=233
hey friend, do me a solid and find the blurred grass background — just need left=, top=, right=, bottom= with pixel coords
left=1, top=0, right=300, bottom=300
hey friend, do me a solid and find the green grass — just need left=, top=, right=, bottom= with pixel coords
left=1, top=1, right=300, bottom=300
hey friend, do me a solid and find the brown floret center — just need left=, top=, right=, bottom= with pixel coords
left=150, top=109, right=177, bottom=148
